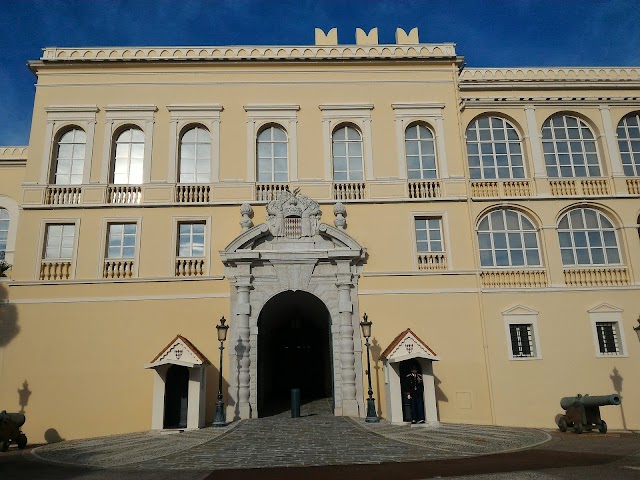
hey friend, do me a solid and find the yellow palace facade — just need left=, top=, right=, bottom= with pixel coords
left=1, top=28, right=639, bottom=442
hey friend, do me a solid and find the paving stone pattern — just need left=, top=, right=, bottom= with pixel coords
left=31, top=407, right=550, bottom=471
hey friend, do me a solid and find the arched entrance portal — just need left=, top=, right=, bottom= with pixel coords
left=258, top=291, right=333, bottom=417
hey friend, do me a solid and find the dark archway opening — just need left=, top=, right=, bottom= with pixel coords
left=163, top=365, right=189, bottom=428
left=258, top=290, right=333, bottom=417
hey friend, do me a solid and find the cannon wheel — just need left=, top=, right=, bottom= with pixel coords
left=599, top=421, right=607, bottom=434
left=557, top=418, right=567, bottom=432
left=0, top=440, right=9, bottom=452
left=573, top=423, right=584, bottom=434
left=585, top=425, right=593, bottom=432
left=17, top=434, right=27, bottom=449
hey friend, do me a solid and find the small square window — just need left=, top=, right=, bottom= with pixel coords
left=509, top=324, right=535, bottom=358
left=595, top=322, right=622, bottom=355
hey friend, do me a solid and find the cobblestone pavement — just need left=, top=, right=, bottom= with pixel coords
left=29, top=402, right=549, bottom=471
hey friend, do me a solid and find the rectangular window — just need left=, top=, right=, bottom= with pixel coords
left=414, top=218, right=443, bottom=253
left=177, top=222, right=205, bottom=258
left=44, top=224, right=75, bottom=259
left=107, top=223, right=137, bottom=259
left=509, top=324, right=535, bottom=358
left=596, top=322, right=621, bottom=355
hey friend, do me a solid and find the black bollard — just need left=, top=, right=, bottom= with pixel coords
left=291, top=388, right=301, bottom=418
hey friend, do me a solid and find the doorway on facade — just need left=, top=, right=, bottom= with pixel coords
left=163, top=365, right=189, bottom=428
left=257, top=290, right=333, bottom=417
left=399, top=360, right=425, bottom=422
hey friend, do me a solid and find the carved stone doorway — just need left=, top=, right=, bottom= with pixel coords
left=257, top=290, right=333, bottom=417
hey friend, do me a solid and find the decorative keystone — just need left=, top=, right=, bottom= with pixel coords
left=240, top=203, right=254, bottom=231
left=333, top=202, right=347, bottom=229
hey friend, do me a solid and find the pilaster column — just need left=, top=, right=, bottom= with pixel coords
left=235, top=278, right=253, bottom=418
left=337, top=273, right=358, bottom=416
left=599, top=106, right=624, bottom=176
left=524, top=106, right=546, bottom=177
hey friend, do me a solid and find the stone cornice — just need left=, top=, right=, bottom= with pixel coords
left=460, top=67, right=640, bottom=90
left=0, top=146, right=28, bottom=161
left=462, top=96, right=640, bottom=109
left=36, top=44, right=457, bottom=65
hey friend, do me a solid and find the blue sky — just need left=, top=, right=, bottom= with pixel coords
left=1, top=0, right=639, bottom=146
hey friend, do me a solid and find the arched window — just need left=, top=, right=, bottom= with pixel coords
left=542, top=115, right=600, bottom=178
left=257, top=126, right=288, bottom=182
left=179, top=126, right=211, bottom=183
left=558, top=208, right=621, bottom=266
left=477, top=209, right=541, bottom=267
left=112, top=127, right=144, bottom=185
left=332, top=125, right=363, bottom=181
left=53, top=128, right=86, bottom=185
left=617, top=112, right=640, bottom=176
left=0, top=208, right=9, bottom=260
left=466, top=116, right=524, bottom=180
left=406, top=124, right=438, bottom=179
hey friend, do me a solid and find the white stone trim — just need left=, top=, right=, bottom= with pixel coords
left=98, top=216, right=143, bottom=278
left=9, top=292, right=229, bottom=303
left=599, top=106, right=625, bottom=176
left=502, top=305, right=543, bottom=361
left=170, top=215, right=212, bottom=276
left=320, top=104, right=374, bottom=180
left=408, top=210, right=452, bottom=270
left=35, top=217, right=81, bottom=280
left=244, top=105, right=300, bottom=182
left=524, top=105, right=546, bottom=178
left=0, top=195, right=19, bottom=265
left=40, top=105, right=98, bottom=185
left=588, top=304, right=629, bottom=358
left=167, top=104, right=223, bottom=184
left=101, top=105, right=157, bottom=184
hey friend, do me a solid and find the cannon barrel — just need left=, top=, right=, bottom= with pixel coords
left=560, top=394, right=621, bottom=410
left=0, top=412, right=26, bottom=428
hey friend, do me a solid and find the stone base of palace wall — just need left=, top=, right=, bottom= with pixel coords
left=0, top=289, right=638, bottom=442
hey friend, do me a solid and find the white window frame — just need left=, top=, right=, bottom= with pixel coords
left=111, top=127, right=145, bottom=185
left=52, top=127, right=88, bottom=185
left=43, top=224, right=76, bottom=260
left=244, top=105, right=299, bottom=182
left=616, top=112, right=640, bottom=177
left=171, top=216, right=211, bottom=276
left=409, top=211, right=452, bottom=270
left=0, top=198, right=18, bottom=265
left=320, top=104, right=374, bottom=181
left=331, top=124, right=364, bottom=182
left=99, top=217, right=142, bottom=278
left=502, top=306, right=542, bottom=361
left=167, top=104, right=223, bottom=184
left=588, top=304, right=629, bottom=358
left=35, top=218, right=81, bottom=280
left=256, top=124, right=289, bottom=183
left=100, top=105, right=157, bottom=184
left=177, top=125, right=213, bottom=184
left=40, top=105, right=98, bottom=185
left=392, top=103, right=448, bottom=180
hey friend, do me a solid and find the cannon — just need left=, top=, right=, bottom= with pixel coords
left=557, top=394, right=621, bottom=434
left=0, top=411, right=27, bottom=452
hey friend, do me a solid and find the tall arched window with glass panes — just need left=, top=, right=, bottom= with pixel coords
left=405, top=123, right=438, bottom=179
left=542, top=115, right=600, bottom=178
left=557, top=208, right=621, bottom=266
left=332, top=125, right=363, bottom=181
left=617, top=112, right=640, bottom=177
left=179, top=126, right=211, bottom=183
left=477, top=209, right=541, bottom=267
left=0, top=209, right=9, bottom=261
left=256, top=125, right=288, bottom=183
left=112, top=127, right=144, bottom=185
left=53, top=128, right=86, bottom=185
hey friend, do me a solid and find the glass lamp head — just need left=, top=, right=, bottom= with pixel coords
left=360, top=313, right=372, bottom=339
left=217, top=316, right=229, bottom=342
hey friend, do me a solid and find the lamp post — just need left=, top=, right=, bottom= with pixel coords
left=634, top=314, right=640, bottom=344
left=212, top=316, right=229, bottom=427
left=360, top=313, right=379, bottom=423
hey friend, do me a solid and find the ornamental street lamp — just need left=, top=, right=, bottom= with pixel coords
left=360, top=313, right=379, bottom=423
left=212, top=316, right=229, bottom=427
left=634, top=315, right=640, bottom=344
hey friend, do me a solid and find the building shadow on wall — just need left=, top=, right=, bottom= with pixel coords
left=0, top=282, right=19, bottom=347
left=231, top=338, right=246, bottom=422
left=369, top=337, right=383, bottom=416
left=610, top=366, right=626, bottom=430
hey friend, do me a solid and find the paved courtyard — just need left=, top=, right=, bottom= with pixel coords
left=0, top=404, right=639, bottom=479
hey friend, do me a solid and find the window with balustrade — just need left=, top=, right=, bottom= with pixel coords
left=542, top=115, right=600, bottom=178
left=179, top=126, right=211, bottom=183
left=175, top=221, right=207, bottom=276
left=43, top=224, right=75, bottom=260
left=257, top=125, right=288, bottom=183
left=332, top=125, right=363, bottom=181
left=557, top=208, right=621, bottom=266
left=617, top=112, right=640, bottom=177
left=0, top=209, right=9, bottom=261
left=107, top=223, right=137, bottom=259
left=414, top=217, right=446, bottom=270
left=466, top=116, right=525, bottom=179
left=52, top=128, right=86, bottom=185
left=405, top=123, right=438, bottom=179
left=477, top=209, right=541, bottom=267
left=111, top=127, right=144, bottom=184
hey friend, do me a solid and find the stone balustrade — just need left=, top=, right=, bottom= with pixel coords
left=408, top=180, right=441, bottom=199
left=40, top=261, right=72, bottom=280
left=417, top=253, right=447, bottom=270
left=549, top=178, right=609, bottom=197
left=175, top=258, right=206, bottom=277
left=627, top=178, right=640, bottom=195
left=563, top=267, right=630, bottom=287
left=107, top=185, right=142, bottom=204
left=333, top=182, right=366, bottom=201
left=175, top=184, right=210, bottom=203
left=470, top=180, right=532, bottom=198
left=44, top=186, right=82, bottom=205
left=255, top=183, right=290, bottom=202
left=480, top=269, right=548, bottom=288
left=103, top=259, right=135, bottom=279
